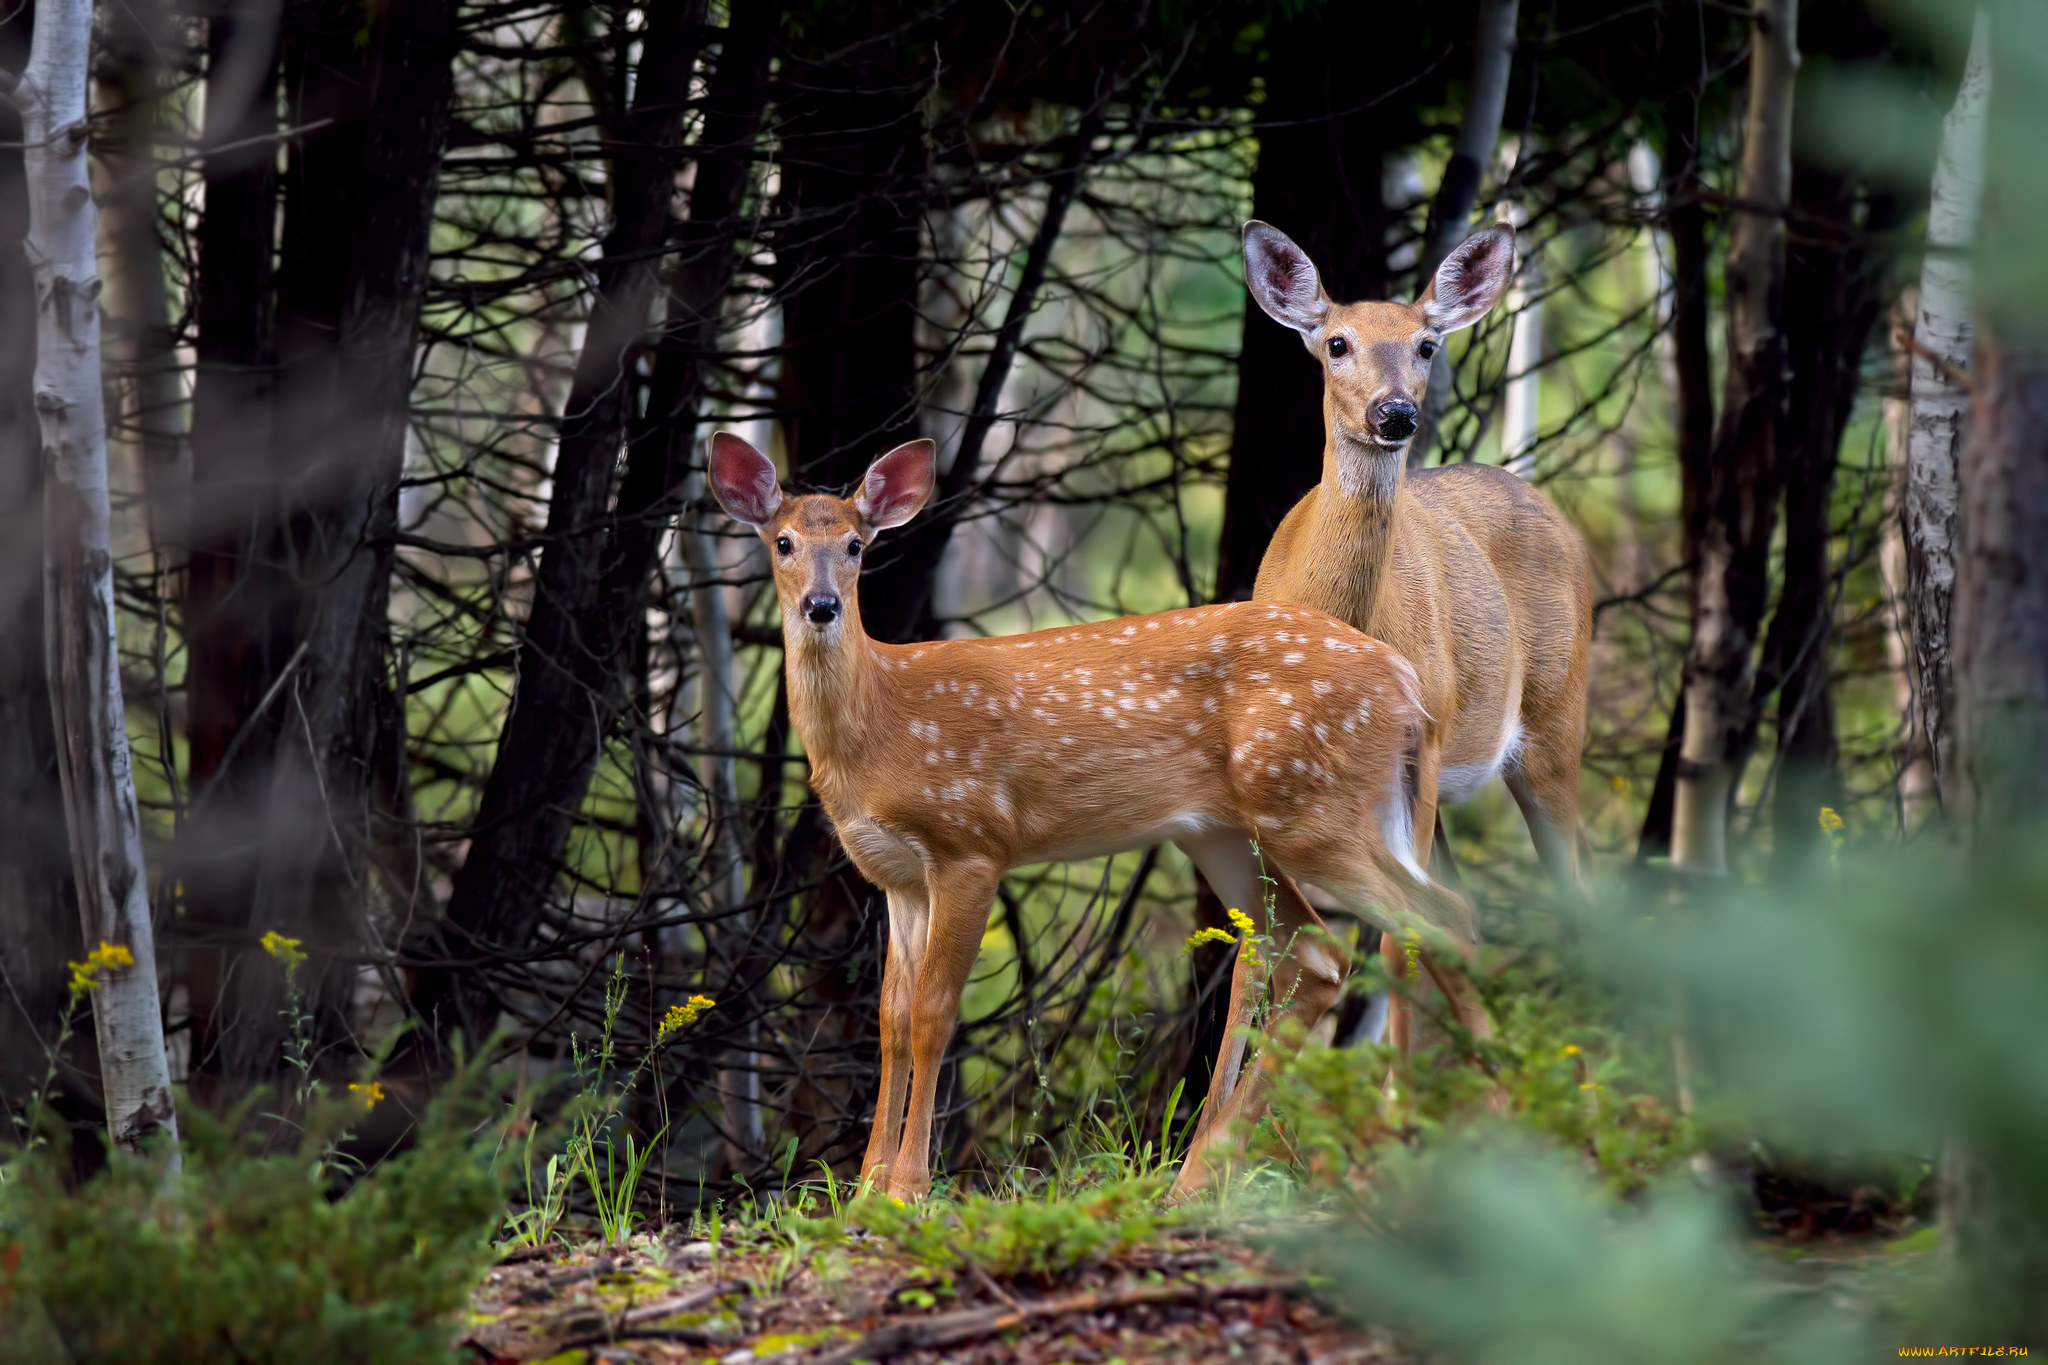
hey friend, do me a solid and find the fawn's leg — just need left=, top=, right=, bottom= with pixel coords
left=886, top=862, right=997, bottom=1202
left=1171, top=831, right=1347, bottom=1202
left=860, top=886, right=926, bottom=1189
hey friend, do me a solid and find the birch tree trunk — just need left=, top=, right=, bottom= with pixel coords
left=1905, top=12, right=1991, bottom=799
left=1501, top=205, right=1542, bottom=477
left=12, top=0, right=178, bottom=1156
left=681, top=487, right=761, bottom=1159
left=1409, top=0, right=1520, bottom=468
left=1670, top=0, right=1799, bottom=875
left=0, top=7, right=90, bottom=1124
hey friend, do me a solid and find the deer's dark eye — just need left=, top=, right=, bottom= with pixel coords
left=847, top=538, right=863, bottom=559
left=1327, top=336, right=1349, bottom=359
left=775, top=535, right=793, bottom=556
left=1418, top=338, right=1439, bottom=361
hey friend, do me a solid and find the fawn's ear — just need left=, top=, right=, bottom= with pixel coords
left=854, top=439, right=936, bottom=531
left=1419, top=223, right=1517, bottom=334
left=1242, top=220, right=1330, bottom=337
left=707, top=431, right=782, bottom=526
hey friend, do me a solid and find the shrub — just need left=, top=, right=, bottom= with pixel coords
left=0, top=1084, right=503, bottom=1365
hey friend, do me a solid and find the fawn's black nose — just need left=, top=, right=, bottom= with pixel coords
left=803, top=593, right=841, bottom=625
left=1372, top=398, right=1418, bottom=442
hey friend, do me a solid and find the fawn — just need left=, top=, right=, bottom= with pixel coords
left=708, top=432, right=1487, bottom=1202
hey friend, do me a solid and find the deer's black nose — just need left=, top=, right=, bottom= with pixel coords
left=803, top=593, right=841, bottom=625
left=1372, top=398, right=1418, bottom=442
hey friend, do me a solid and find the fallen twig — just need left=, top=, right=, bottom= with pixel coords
left=552, top=1279, right=753, bottom=1351
left=807, top=1276, right=1306, bottom=1365
left=618, top=1278, right=752, bottom=1327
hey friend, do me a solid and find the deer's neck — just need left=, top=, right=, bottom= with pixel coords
left=1312, top=429, right=1405, bottom=629
left=784, top=620, right=885, bottom=803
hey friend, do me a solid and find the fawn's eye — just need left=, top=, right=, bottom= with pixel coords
left=847, top=538, right=863, bottom=559
left=1418, top=338, right=1438, bottom=361
left=1327, top=336, right=1349, bottom=359
left=775, top=535, right=793, bottom=556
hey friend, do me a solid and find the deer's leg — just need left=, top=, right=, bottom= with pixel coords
left=1420, top=941, right=1493, bottom=1043
left=1173, top=831, right=1289, bottom=1141
left=886, top=862, right=997, bottom=1202
left=1385, top=742, right=1452, bottom=1073
left=1382, top=926, right=1417, bottom=1093
left=860, top=886, right=926, bottom=1190
left=1170, top=831, right=1347, bottom=1202
left=1505, top=716, right=1588, bottom=894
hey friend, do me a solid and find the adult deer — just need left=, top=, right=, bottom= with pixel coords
left=706, top=432, right=1484, bottom=1202
left=1238, top=220, right=1594, bottom=1052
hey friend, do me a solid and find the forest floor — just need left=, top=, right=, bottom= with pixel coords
left=459, top=1229, right=1413, bottom=1365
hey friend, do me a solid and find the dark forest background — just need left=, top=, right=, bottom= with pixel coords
left=0, top=0, right=2033, bottom=1217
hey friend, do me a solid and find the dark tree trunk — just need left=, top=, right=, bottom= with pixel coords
left=1637, top=83, right=1718, bottom=862
left=233, top=0, right=457, bottom=1082
left=1766, top=165, right=1901, bottom=866
left=1952, top=334, right=2048, bottom=823
left=1945, top=332, right=2048, bottom=1338
left=180, top=0, right=284, bottom=1097
left=1214, top=39, right=1391, bottom=604
left=418, top=7, right=772, bottom=1048
left=0, top=0, right=94, bottom=1130
left=775, top=72, right=927, bottom=498
left=1670, top=0, right=1798, bottom=877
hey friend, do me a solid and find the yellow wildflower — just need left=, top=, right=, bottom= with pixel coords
left=1817, top=807, right=1844, bottom=835
left=1226, top=907, right=1258, bottom=938
left=1561, top=1044, right=1580, bottom=1057
left=658, top=994, right=718, bottom=1041
left=261, top=931, right=307, bottom=972
left=348, top=1081, right=385, bottom=1109
left=67, top=941, right=135, bottom=995
left=1182, top=926, right=1237, bottom=953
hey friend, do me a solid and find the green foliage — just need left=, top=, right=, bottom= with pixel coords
left=1278, top=1132, right=1872, bottom=1365
left=1260, top=831, right=2048, bottom=1352
left=853, top=1173, right=1180, bottom=1279
left=1271, top=974, right=1689, bottom=1198
left=503, top=955, right=713, bottom=1250
left=576, top=1121, right=667, bottom=1246
left=0, top=1085, right=504, bottom=1365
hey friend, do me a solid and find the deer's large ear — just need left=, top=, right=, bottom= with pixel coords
left=1420, top=223, right=1517, bottom=334
left=854, top=439, right=936, bottom=531
left=707, top=431, right=782, bottom=526
left=1242, top=221, right=1330, bottom=336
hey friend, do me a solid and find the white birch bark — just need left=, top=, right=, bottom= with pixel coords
left=1501, top=205, right=1542, bottom=477
left=1904, top=11, right=1991, bottom=795
left=12, top=0, right=178, bottom=1156
left=679, top=466, right=761, bottom=1157
left=1884, top=298, right=1939, bottom=829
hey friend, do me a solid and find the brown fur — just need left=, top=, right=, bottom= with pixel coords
left=1238, top=220, right=1595, bottom=1084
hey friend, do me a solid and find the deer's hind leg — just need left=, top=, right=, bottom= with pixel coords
left=1505, top=693, right=1589, bottom=895
left=1170, top=829, right=1349, bottom=1202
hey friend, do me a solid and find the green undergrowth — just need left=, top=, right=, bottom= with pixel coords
left=850, top=1171, right=1182, bottom=1279
left=1268, top=962, right=1692, bottom=1201
left=0, top=1080, right=505, bottom=1365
